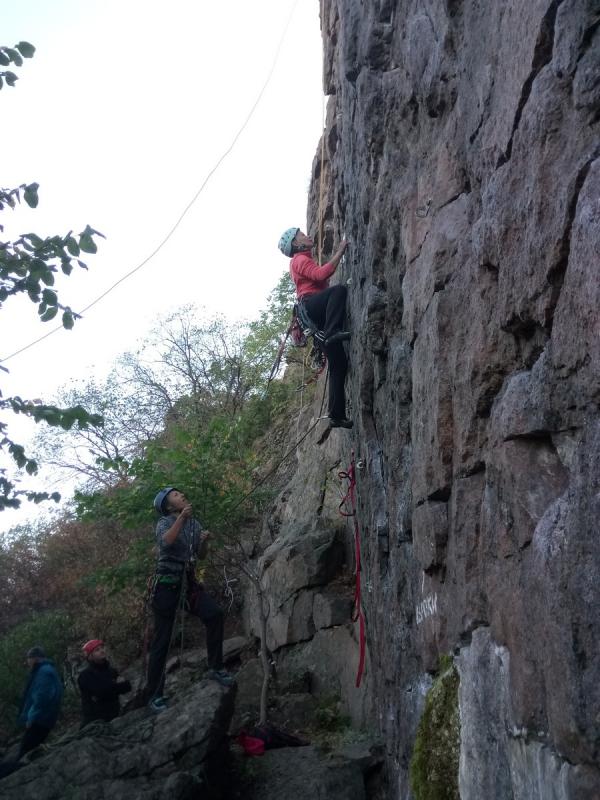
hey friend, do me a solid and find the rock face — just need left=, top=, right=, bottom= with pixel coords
left=248, top=1, right=600, bottom=798
left=0, top=680, right=235, bottom=800
left=242, top=404, right=375, bottom=726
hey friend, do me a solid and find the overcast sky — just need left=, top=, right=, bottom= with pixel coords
left=1, top=0, right=324, bottom=533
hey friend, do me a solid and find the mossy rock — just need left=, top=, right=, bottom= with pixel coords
left=409, top=658, right=460, bottom=800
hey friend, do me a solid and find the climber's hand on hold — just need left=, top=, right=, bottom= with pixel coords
left=331, top=239, right=348, bottom=270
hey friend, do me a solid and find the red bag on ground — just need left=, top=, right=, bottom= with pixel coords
left=237, top=733, right=265, bottom=757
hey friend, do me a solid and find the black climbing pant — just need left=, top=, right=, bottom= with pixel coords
left=146, top=581, right=225, bottom=700
left=301, top=284, right=347, bottom=341
left=18, top=722, right=51, bottom=758
left=0, top=723, right=52, bottom=779
left=301, top=285, right=348, bottom=420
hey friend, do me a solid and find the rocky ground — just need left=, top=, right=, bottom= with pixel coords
left=0, top=636, right=384, bottom=800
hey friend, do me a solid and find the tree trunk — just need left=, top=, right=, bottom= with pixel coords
left=257, top=584, right=270, bottom=725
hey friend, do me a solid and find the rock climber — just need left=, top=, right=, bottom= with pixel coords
left=78, top=639, right=132, bottom=727
left=278, top=227, right=352, bottom=428
left=143, top=487, right=233, bottom=712
left=0, top=646, right=64, bottom=779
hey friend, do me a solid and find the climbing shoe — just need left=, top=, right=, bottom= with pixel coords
left=324, top=330, right=351, bottom=346
left=329, top=417, right=353, bottom=429
left=207, top=669, right=235, bottom=687
left=148, top=696, right=168, bottom=713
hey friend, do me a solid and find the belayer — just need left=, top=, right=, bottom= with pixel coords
left=78, top=639, right=131, bottom=727
left=143, top=487, right=233, bottom=712
left=278, top=227, right=352, bottom=428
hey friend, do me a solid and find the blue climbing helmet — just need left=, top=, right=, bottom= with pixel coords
left=153, top=486, right=177, bottom=515
left=278, top=227, right=299, bottom=257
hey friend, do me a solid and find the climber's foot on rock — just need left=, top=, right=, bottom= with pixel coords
left=207, top=669, right=235, bottom=687
left=329, top=417, right=353, bottom=429
left=148, top=696, right=168, bottom=713
left=324, top=331, right=351, bottom=347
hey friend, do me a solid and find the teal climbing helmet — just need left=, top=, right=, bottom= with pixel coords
left=153, top=486, right=177, bottom=515
left=278, top=227, right=299, bottom=257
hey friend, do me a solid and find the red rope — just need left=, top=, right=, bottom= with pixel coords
left=339, top=451, right=366, bottom=688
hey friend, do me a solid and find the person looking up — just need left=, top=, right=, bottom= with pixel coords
left=77, top=639, right=131, bottom=727
left=278, top=227, right=352, bottom=428
left=144, top=487, right=233, bottom=713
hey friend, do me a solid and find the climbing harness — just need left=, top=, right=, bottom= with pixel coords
left=296, top=346, right=326, bottom=392
left=266, top=301, right=327, bottom=391
left=338, top=452, right=366, bottom=688
left=290, top=307, right=308, bottom=348
left=266, top=299, right=327, bottom=385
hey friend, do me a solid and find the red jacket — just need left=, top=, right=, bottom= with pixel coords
left=290, top=250, right=336, bottom=298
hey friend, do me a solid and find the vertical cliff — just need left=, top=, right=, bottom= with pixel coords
left=249, top=2, right=599, bottom=798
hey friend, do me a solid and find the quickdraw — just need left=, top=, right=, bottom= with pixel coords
left=266, top=305, right=327, bottom=389
left=338, top=451, right=366, bottom=688
left=266, top=325, right=293, bottom=386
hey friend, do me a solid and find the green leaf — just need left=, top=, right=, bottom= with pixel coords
left=5, top=48, right=22, bottom=66
left=0, top=51, right=10, bottom=66
left=42, top=288, right=58, bottom=306
left=23, top=183, right=39, bottom=208
left=25, top=232, right=44, bottom=248
left=59, top=413, right=74, bottom=430
left=66, top=236, right=80, bottom=256
left=16, top=41, right=36, bottom=58
left=40, top=269, right=55, bottom=286
left=4, top=71, right=18, bottom=87
left=62, top=310, right=74, bottom=330
left=79, top=233, right=97, bottom=254
left=25, top=459, right=38, bottom=475
left=40, top=306, right=58, bottom=322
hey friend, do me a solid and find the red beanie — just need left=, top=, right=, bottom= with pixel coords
left=82, top=639, right=104, bottom=657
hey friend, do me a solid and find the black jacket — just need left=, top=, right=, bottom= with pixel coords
left=77, top=660, right=131, bottom=726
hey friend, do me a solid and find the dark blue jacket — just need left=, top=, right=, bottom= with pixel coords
left=18, top=659, right=64, bottom=729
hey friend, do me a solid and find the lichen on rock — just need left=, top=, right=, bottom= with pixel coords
left=409, top=656, right=460, bottom=800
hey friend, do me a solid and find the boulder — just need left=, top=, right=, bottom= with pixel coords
left=313, top=590, right=352, bottom=630
left=276, top=625, right=372, bottom=727
left=243, top=745, right=366, bottom=800
left=0, top=680, right=235, bottom=800
left=245, top=528, right=346, bottom=651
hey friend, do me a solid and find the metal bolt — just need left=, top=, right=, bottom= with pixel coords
left=416, top=198, right=432, bottom=218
